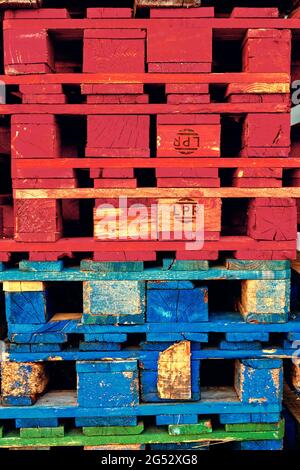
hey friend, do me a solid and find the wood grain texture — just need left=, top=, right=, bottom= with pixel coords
left=157, top=341, right=191, bottom=400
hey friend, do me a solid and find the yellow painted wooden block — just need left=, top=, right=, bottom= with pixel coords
left=3, top=281, right=45, bottom=292
left=157, top=341, right=191, bottom=400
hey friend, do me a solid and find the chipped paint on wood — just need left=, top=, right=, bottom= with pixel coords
left=239, top=279, right=290, bottom=317
left=157, top=341, right=191, bottom=400
left=1, top=361, right=48, bottom=398
left=83, top=280, right=145, bottom=324
left=235, top=360, right=283, bottom=404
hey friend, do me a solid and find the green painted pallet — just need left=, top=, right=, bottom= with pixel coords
left=0, top=421, right=285, bottom=448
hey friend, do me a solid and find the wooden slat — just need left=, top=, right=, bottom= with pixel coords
left=0, top=236, right=295, bottom=252
left=12, top=157, right=300, bottom=170
left=0, top=103, right=289, bottom=115
left=0, top=72, right=289, bottom=85
left=14, top=187, right=300, bottom=199
left=3, top=18, right=300, bottom=31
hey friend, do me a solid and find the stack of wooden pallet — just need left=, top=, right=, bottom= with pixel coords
left=0, top=0, right=299, bottom=451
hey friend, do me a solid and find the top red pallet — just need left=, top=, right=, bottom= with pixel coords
left=2, top=7, right=293, bottom=75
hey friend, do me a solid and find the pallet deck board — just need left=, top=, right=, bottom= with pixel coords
left=12, top=158, right=300, bottom=170
left=0, top=72, right=289, bottom=85
left=0, top=103, right=289, bottom=115
left=14, top=188, right=300, bottom=199
left=0, top=237, right=296, bottom=255
left=0, top=265, right=291, bottom=280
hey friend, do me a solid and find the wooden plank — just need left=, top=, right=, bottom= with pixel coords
left=0, top=103, right=289, bottom=115
left=2, top=17, right=300, bottom=32
left=20, top=427, right=64, bottom=438
left=12, top=157, right=300, bottom=169
left=224, top=422, right=280, bottom=432
left=0, top=72, right=289, bottom=85
left=157, top=341, right=191, bottom=400
left=0, top=237, right=296, bottom=253
left=14, top=187, right=300, bottom=199
left=168, top=420, right=212, bottom=435
left=83, top=422, right=144, bottom=436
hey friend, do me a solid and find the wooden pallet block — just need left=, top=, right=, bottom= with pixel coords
left=157, top=114, right=220, bottom=157
left=243, top=29, right=291, bottom=73
left=11, top=115, right=61, bottom=159
left=140, top=341, right=201, bottom=402
left=1, top=361, right=48, bottom=405
left=235, top=359, right=283, bottom=405
left=239, top=279, right=290, bottom=323
left=14, top=199, right=62, bottom=242
left=4, top=285, right=51, bottom=324
left=83, top=29, right=146, bottom=73
left=76, top=359, right=139, bottom=408
left=147, top=281, right=208, bottom=322
left=4, top=27, right=56, bottom=75
left=86, top=115, right=150, bottom=157
left=247, top=198, right=297, bottom=241
left=82, top=280, right=146, bottom=324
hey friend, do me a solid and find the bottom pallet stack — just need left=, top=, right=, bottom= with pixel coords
left=0, top=258, right=298, bottom=451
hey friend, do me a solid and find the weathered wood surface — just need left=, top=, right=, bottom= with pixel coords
left=1, top=362, right=48, bottom=404
left=239, top=279, right=290, bottom=323
left=157, top=341, right=191, bottom=400
left=235, top=359, right=283, bottom=405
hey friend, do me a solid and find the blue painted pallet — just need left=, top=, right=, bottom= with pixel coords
left=7, top=313, right=300, bottom=339
left=0, top=389, right=282, bottom=420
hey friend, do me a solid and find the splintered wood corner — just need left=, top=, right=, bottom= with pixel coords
left=157, top=341, right=191, bottom=400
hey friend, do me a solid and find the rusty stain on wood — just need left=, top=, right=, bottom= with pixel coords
left=157, top=341, right=191, bottom=400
